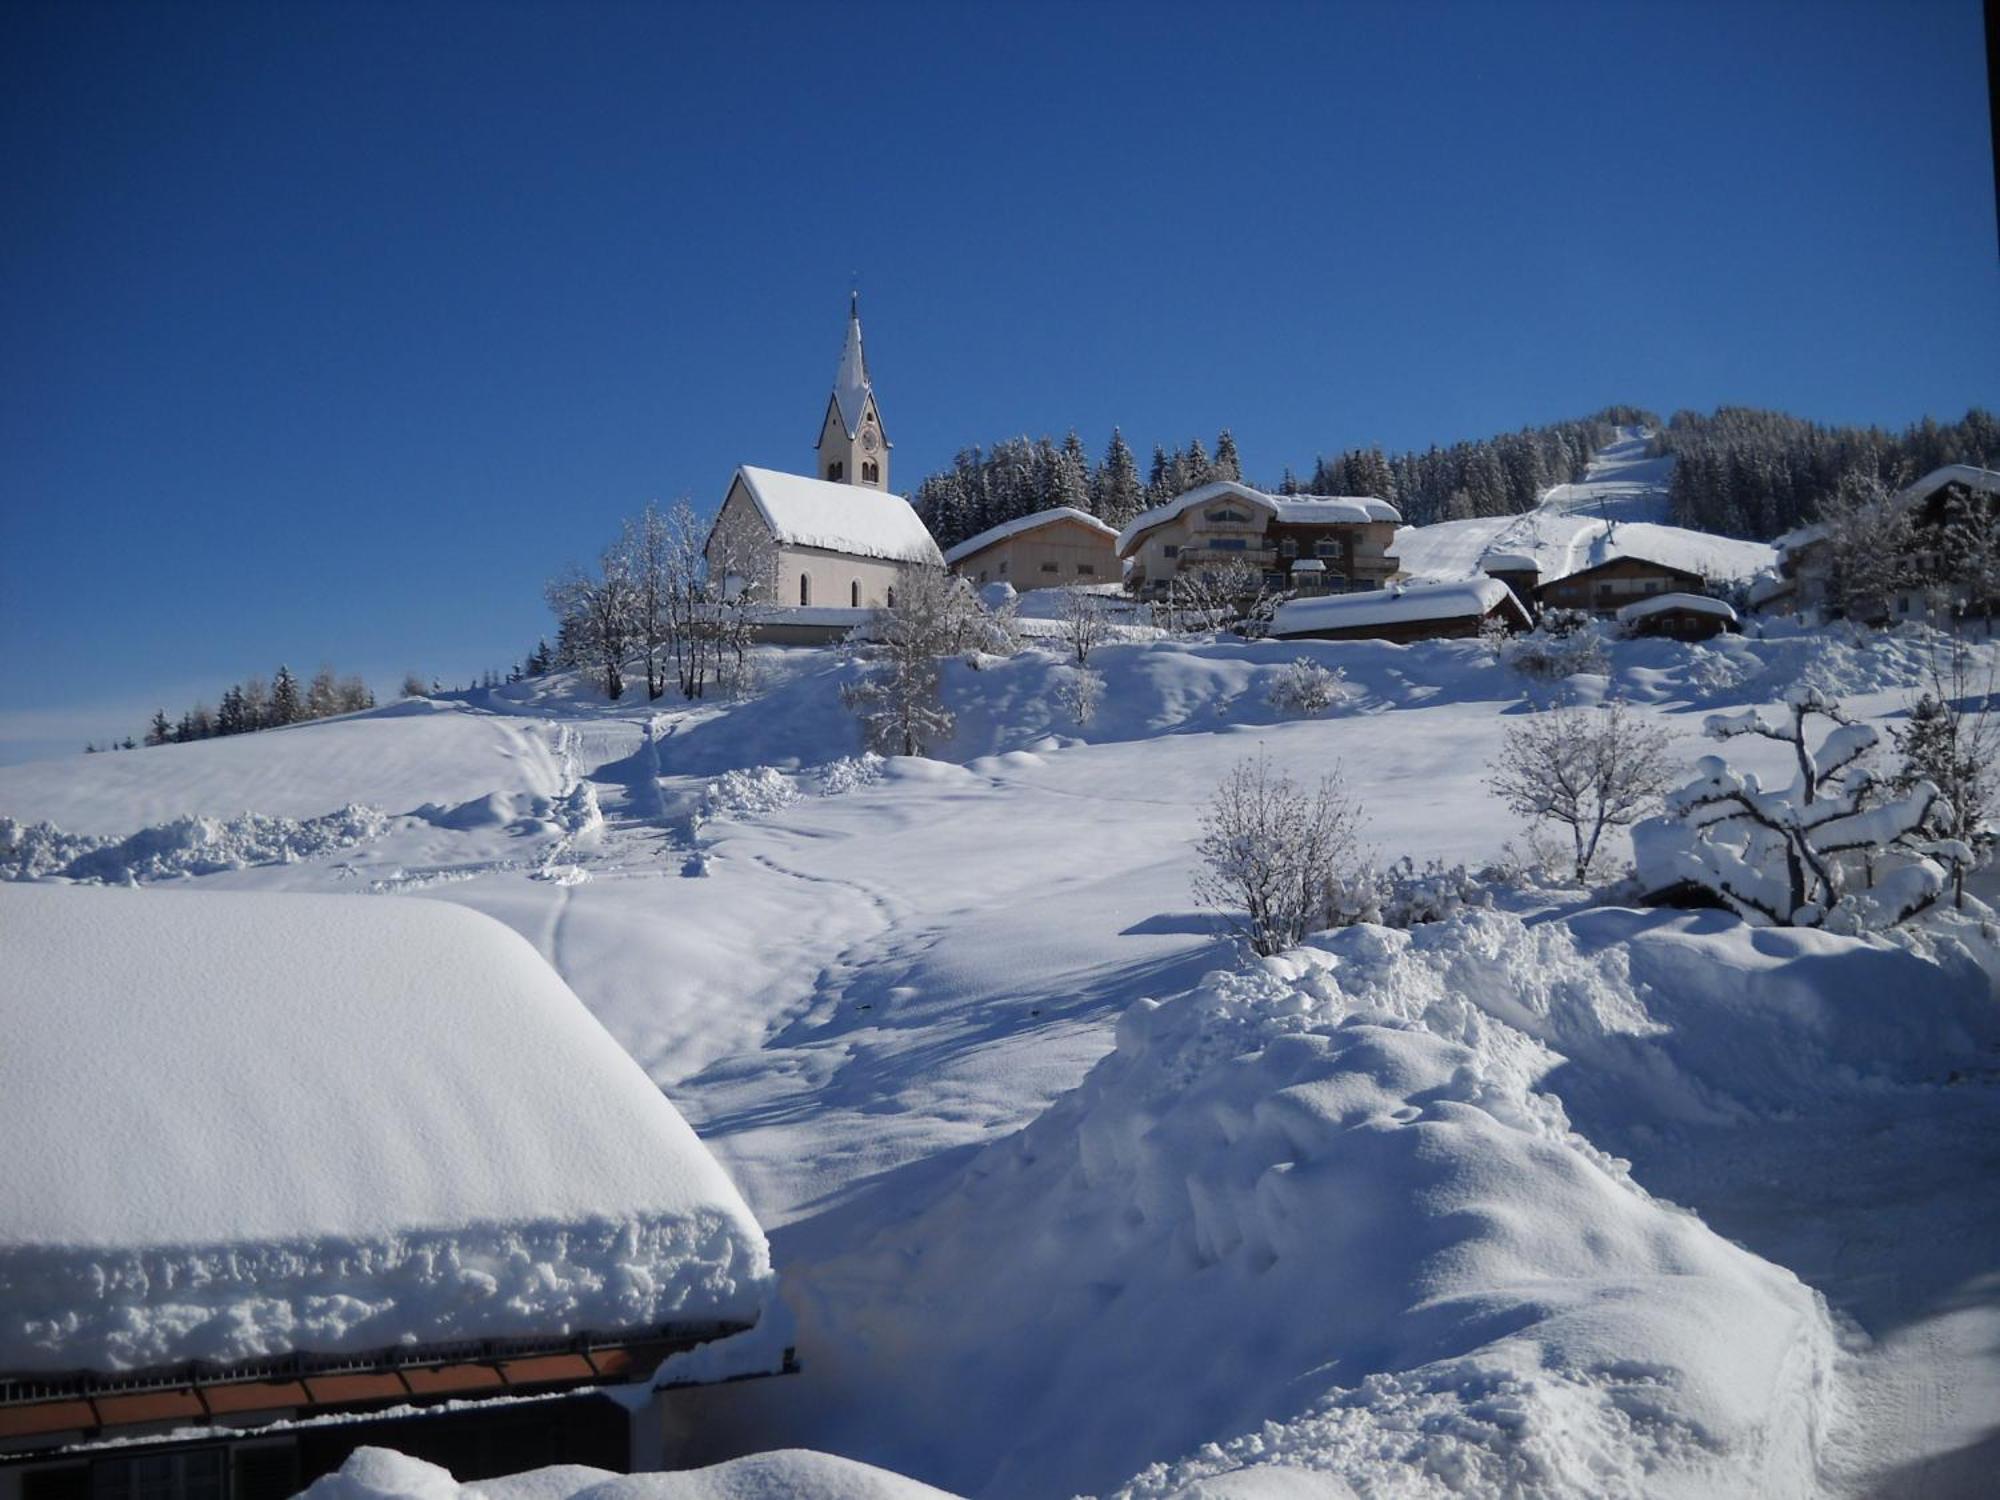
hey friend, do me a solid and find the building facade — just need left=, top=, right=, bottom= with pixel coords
left=944, top=507, right=1120, bottom=589
left=1117, top=483, right=1401, bottom=599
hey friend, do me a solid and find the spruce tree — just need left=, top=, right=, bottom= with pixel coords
left=146, top=710, right=172, bottom=747
left=1214, top=429, right=1243, bottom=483
left=1097, top=428, right=1144, bottom=524
left=270, top=665, right=302, bottom=726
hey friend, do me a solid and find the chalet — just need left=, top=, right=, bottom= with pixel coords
left=944, top=507, right=1120, bottom=590
left=1536, top=553, right=1708, bottom=617
left=1616, top=592, right=1739, bottom=641
left=0, top=886, right=781, bottom=1500
left=1269, top=577, right=1529, bottom=643
left=1479, top=552, right=1542, bottom=614
left=702, top=298, right=944, bottom=641
left=1117, top=482, right=1401, bottom=599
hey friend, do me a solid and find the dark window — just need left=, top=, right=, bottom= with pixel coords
left=1163, top=545, right=1180, bottom=559
left=1279, top=538, right=1298, bottom=559
left=886, top=586, right=896, bottom=607
left=91, top=1449, right=225, bottom=1500
left=1315, top=538, right=1342, bottom=559
left=1204, top=506, right=1252, bottom=524
left=1211, top=537, right=1247, bottom=552
left=999, top=560, right=1008, bottom=575
left=1077, top=563, right=1096, bottom=575
left=826, top=461, right=844, bottom=482
left=861, top=460, right=880, bottom=483
left=800, top=574, right=811, bottom=606
left=1040, top=561, right=1059, bottom=573
left=850, top=581, right=860, bottom=606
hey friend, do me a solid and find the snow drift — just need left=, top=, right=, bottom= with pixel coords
left=0, top=885, right=773, bottom=1373
left=780, top=909, right=1885, bottom=1499
left=300, top=1446, right=959, bottom=1500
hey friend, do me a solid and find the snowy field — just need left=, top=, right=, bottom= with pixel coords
left=4, top=618, right=1997, bottom=1497
left=1393, top=430, right=1778, bottom=587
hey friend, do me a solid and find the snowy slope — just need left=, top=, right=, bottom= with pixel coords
left=0, top=885, right=772, bottom=1372
left=2, top=615, right=1996, bottom=1495
left=1392, top=429, right=1777, bottom=587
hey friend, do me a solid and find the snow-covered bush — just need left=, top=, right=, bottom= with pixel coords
left=1056, top=665, right=1104, bottom=727
left=1, top=805, right=391, bottom=884
left=1651, top=685, right=1969, bottom=931
left=1501, top=608, right=1609, bottom=679
left=702, top=766, right=798, bottom=819
left=1192, top=754, right=1368, bottom=956
left=1265, top=657, right=1347, bottom=717
left=817, top=752, right=886, bottom=795
left=1055, top=583, right=1110, bottom=667
left=1487, top=701, right=1677, bottom=885
left=1328, top=856, right=1495, bottom=928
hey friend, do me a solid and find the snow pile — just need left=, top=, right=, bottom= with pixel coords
left=791, top=910, right=1846, bottom=1499
left=704, top=766, right=801, bottom=819
left=0, top=803, right=390, bottom=883
left=301, top=1447, right=958, bottom=1500
left=816, top=753, right=886, bottom=795
left=0, top=885, right=772, bottom=1372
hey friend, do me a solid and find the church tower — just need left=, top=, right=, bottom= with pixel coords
left=815, top=293, right=890, bottom=490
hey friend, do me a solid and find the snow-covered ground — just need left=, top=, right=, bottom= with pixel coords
left=4, top=609, right=1995, bottom=1496
left=1392, top=429, right=1778, bottom=587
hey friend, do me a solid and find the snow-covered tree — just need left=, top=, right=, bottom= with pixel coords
left=1266, top=657, right=1346, bottom=717
left=306, top=665, right=340, bottom=720
left=1486, top=701, right=1676, bottom=885
left=145, top=710, right=172, bottom=747
left=400, top=672, right=427, bottom=700
left=1891, top=645, right=1998, bottom=906
left=1819, top=473, right=1919, bottom=622
left=1213, top=429, right=1243, bottom=484
left=1193, top=754, right=1368, bottom=956
left=841, top=566, right=975, bottom=757
left=269, top=666, right=302, bottom=726
left=1661, top=686, right=1966, bottom=930
left=545, top=543, right=638, bottom=700
left=619, top=501, right=674, bottom=700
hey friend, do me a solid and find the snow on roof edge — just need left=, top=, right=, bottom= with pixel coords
left=736, top=466, right=943, bottom=567
left=1270, top=577, right=1520, bottom=635
left=1116, top=483, right=1400, bottom=555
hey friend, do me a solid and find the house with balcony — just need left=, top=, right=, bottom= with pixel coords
left=1116, top=482, right=1401, bottom=599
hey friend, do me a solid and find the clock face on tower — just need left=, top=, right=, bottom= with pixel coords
left=862, top=427, right=879, bottom=453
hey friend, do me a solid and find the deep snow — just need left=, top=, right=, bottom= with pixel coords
left=2, top=595, right=1995, bottom=1494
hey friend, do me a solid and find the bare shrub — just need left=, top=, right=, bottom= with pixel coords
left=1193, top=754, right=1368, bottom=956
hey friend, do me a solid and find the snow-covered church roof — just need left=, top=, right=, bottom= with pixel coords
left=734, top=466, right=944, bottom=566
left=0, top=885, right=773, bottom=1374
left=1116, top=481, right=1401, bottom=555
left=943, top=506, right=1118, bottom=565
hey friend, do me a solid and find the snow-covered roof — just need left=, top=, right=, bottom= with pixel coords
left=735, top=466, right=943, bottom=566
left=1480, top=551, right=1540, bottom=573
left=1616, top=592, right=1739, bottom=624
left=1897, top=464, right=2000, bottom=506
left=1290, top=558, right=1327, bottom=572
left=1746, top=571, right=1793, bottom=607
left=1774, top=522, right=1829, bottom=554
left=0, top=885, right=772, bottom=1373
left=832, top=299, right=873, bottom=439
left=1116, top=482, right=1401, bottom=555
left=943, top=506, right=1117, bottom=565
left=1270, top=577, right=1521, bottom=637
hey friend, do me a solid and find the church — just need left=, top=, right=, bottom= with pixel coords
left=704, top=297, right=944, bottom=638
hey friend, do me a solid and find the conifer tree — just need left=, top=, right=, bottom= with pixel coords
left=146, top=710, right=172, bottom=747
left=1096, top=428, right=1144, bottom=524
left=270, top=665, right=302, bottom=726
left=1214, top=429, right=1243, bottom=483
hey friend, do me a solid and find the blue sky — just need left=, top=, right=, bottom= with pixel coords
left=2, top=0, right=1995, bottom=760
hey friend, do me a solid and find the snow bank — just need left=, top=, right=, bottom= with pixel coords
left=0, top=803, right=390, bottom=882
left=0, top=886, right=772, bottom=1372
left=788, top=910, right=1855, bottom=1499
left=301, top=1447, right=958, bottom=1500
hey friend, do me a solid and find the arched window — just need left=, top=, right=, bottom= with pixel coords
left=862, top=460, right=879, bottom=483
left=826, top=461, right=844, bottom=482
left=887, top=586, right=896, bottom=608
left=850, top=580, right=860, bottom=607
left=800, top=574, right=811, bottom=606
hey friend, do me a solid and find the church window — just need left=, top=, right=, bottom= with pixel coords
left=851, top=581, right=860, bottom=607
left=800, top=574, right=811, bottom=606
left=886, top=586, right=896, bottom=607
left=862, top=460, right=879, bottom=483
left=827, top=461, right=844, bottom=482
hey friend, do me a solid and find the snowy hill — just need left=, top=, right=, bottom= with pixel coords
left=1392, top=428, right=1778, bottom=587
left=4, top=619, right=1997, bottom=1497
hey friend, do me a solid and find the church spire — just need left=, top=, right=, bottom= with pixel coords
left=817, top=293, right=889, bottom=490
left=832, top=294, right=870, bottom=438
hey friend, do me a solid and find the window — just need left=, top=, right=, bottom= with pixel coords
left=1211, top=537, right=1246, bottom=551
left=978, top=570, right=988, bottom=583
left=862, top=460, right=879, bottom=483
left=91, top=1449, right=226, bottom=1500
left=800, top=574, right=811, bottom=606
left=999, top=560, right=1008, bottom=575
left=851, top=581, right=860, bottom=606
left=1643, top=580, right=1660, bottom=593
left=826, top=461, right=844, bottom=482
left=1279, top=538, right=1298, bottom=559
left=1040, top=561, right=1059, bottom=573
left=1204, top=506, right=1252, bottom=524
left=1315, top=538, right=1343, bottom=559
left=1163, top=545, right=1180, bottom=559
left=887, top=586, right=896, bottom=607
left=1077, top=563, right=1096, bottom=575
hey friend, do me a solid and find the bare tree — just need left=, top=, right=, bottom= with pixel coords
left=1487, top=701, right=1677, bottom=884
left=620, top=502, right=673, bottom=701
left=1193, top=754, right=1368, bottom=956
left=1056, top=583, right=1110, bottom=667
left=545, top=545, right=637, bottom=700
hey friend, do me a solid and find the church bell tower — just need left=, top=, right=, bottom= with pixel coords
left=816, top=293, right=890, bottom=490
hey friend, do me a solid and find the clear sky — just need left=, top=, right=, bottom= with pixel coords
left=2, top=0, right=1995, bottom=761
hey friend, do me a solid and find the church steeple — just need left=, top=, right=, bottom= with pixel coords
left=816, top=294, right=889, bottom=490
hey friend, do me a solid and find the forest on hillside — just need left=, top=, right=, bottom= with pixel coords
left=911, top=404, right=1997, bottom=552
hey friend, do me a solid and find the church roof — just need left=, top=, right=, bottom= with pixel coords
left=734, top=466, right=944, bottom=566
left=832, top=294, right=874, bottom=439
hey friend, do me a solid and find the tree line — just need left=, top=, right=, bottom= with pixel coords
left=912, top=429, right=1244, bottom=552
left=131, top=664, right=378, bottom=749
left=909, top=411, right=1645, bottom=551
left=1656, top=405, right=1998, bottom=539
